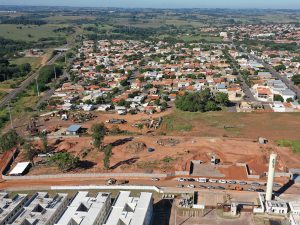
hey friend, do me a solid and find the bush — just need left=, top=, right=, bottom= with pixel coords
left=49, top=152, right=79, bottom=172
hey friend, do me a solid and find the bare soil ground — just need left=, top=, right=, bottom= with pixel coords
left=13, top=135, right=300, bottom=180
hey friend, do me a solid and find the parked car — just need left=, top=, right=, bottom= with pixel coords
left=251, top=182, right=260, bottom=186
left=178, top=178, right=186, bottom=182
left=151, top=178, right=160, bottom=181
left=239, top=181, right=247, bottom=185
left=187, top=184, right=195, bottom=188
left=198, top=178, right=208, bottom=183
left=207, top=186, right=215, bottom=189
left=187, top=178, right=195, bottom=182
left=256, top=189, right=264, bottom=192
left=216, top=186, right=225, bottom=190
left=209, top=179, right=218, bottom=183
left=176, top=184, right=184, bottom=188
left=199, top=185, right=207, bottom=189
left=218, top=180, right=227, bottom=184
left=228, top=180, right=236, bottom=184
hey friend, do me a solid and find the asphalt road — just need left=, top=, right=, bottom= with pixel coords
left=0, top=53, right=62, bottom=109
left=249, top=54, right=300, bottom=99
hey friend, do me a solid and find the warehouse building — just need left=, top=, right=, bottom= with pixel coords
left=103, top=191, right=153, bottom=225
left=55, top=191, right=111, bottom=225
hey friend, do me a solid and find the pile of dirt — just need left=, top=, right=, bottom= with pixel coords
left=57, top=142, right=74, bottom=151
left=157, top=138, right=180, bottom=147
left=126, top=141, right=147, bottom=153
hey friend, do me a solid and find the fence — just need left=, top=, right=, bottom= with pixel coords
left=51, top=185, right=161, bottom=193
left=2, top=172, right=171, bottom=180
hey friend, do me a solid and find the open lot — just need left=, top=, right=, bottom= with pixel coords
left=12, top=132, right=299, bottom=180
left=161, top=110, right=300, bottom=140
left=0, top=24, right=66, bottom=41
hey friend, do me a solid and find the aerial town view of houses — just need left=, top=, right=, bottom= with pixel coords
left=0, top=4, right=300, bottom=225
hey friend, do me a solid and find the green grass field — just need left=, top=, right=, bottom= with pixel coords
left=10, top=57, right=42, bottom=69
left=161, top=109, right=300, bottom=139
left=276, top=139, right=300, bottom=154
left=0, top=24, right=65, bottom=41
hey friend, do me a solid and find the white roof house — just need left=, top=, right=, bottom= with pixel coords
left=9, top=162, right=31, bottom=176
left=55, top=191, right=111, bottom=225
left=103, top=191, right=153, bottom=225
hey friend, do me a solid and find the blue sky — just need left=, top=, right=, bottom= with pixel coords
left=0, top=0, right=300, bottom=9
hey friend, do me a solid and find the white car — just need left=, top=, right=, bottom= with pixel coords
left=198, top=178, right=208, bottom=183
left=187, top=184, right=195, bottom=188
left=151, top=178, right=160, bottom=181
left=209, top=179, right=217, bottom=183
left=218, top=180, right=227, bottom=184
left=178, top=178, right=186, bottom=182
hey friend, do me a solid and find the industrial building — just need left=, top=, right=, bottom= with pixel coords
left=55, top=191, right=111, bottom=225
left=8, top=192, right=68, bottom=225
left=0, top=193, right=29, bottom=225
left=103, top=191, right=153, bottom=225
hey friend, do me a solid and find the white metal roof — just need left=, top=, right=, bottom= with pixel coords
left=9, top=162, right=31, bottom=175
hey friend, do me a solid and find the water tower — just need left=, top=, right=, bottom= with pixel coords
left=266, top=153, right=277, bottom=201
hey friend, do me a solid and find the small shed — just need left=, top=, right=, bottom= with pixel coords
left=66, top=124, right=82, bottom=135
left=258, top=137, right=268, bottom=144
left=9, top=162, right=32, bottom=176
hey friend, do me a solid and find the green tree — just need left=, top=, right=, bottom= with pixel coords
left=205, top=101, right=219, bottom=111
left=23, top=142, right=36, bottom=165
left=274, top=94, right=284, bottom=102
left=215, top=92, right=230, bottom=106
left=286, top=98, right=294, bottom=103
left=175, top=89, right=221, bottom=112
left=274, top=64, right=286, bottom=72
left=103, top=144, right=112, bottom=170
left=0, top=129, right=19, bottom=153
left=91, top=123, right=107, bottom=149
left=291, top=75, right=300, bottom=85
left=40, top=132, right=48, bottom=153
left=49, top=152, right=79, bottom=172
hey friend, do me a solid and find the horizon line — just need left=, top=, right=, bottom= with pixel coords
left=1, top=5, right=300, bottom=10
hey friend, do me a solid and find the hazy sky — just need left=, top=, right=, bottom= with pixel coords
left=0, top=0, right=300, bottom=9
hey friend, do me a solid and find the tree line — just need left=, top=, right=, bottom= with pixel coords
left=0, top=58, right=31, bottom=82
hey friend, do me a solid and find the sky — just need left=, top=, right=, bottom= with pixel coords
left=0, top=0, right=300, bottom=9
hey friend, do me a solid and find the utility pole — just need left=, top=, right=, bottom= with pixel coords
left=7, top=101, right=13, bottom=129
left=54, top=65, right=57, bottom=80
left=174, top=206, right=176, bottom=225
left=35, top=77, right=40, bottom=97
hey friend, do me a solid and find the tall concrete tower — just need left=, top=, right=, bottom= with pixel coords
left=266, top=153, right=277, bottom=201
